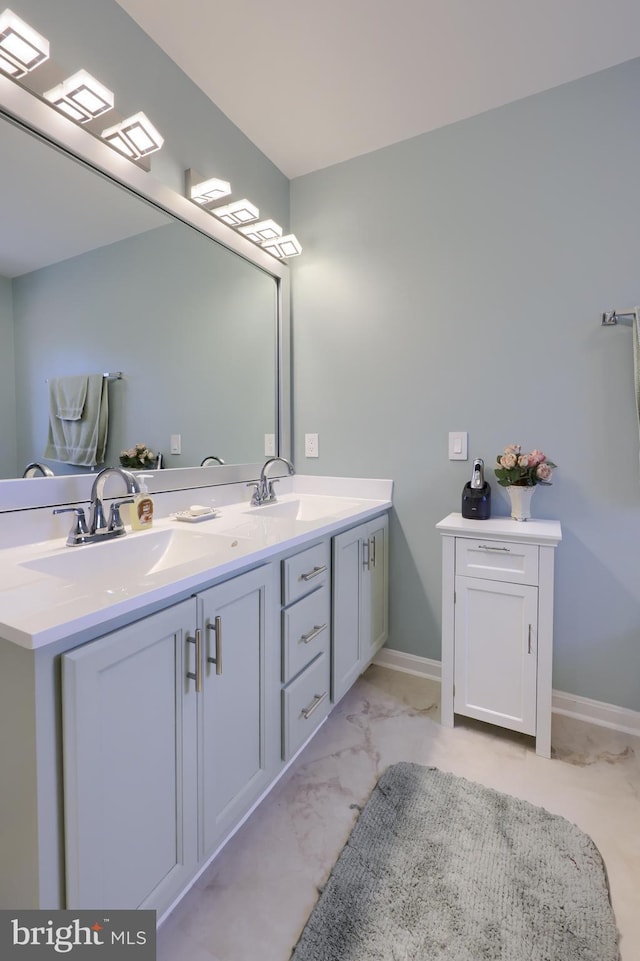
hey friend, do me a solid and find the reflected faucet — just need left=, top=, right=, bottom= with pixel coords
left=200, top=455, right=225, bottom=466
left=22, top=462, right=54, bottom=478
left=249, top=457, right=295, bottom=506
left=89, top=467, right=140, bottom=534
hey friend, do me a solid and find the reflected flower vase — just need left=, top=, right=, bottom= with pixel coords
left=506, top=485, right=536, bottom=522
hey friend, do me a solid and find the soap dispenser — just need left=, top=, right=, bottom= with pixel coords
left=461, top=458, right=491, bottom=520
left=129, top=473, right=155, bottom=530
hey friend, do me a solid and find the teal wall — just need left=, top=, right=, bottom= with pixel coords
left=0, top=277, right=17, bottom=477
left=290, top=58, right=640, bottom=712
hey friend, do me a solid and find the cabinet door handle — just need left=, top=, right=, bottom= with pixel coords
left=301, top=565, right=327, bottom=582
left=300, top=623, right=327, bottom=645
left=370, top=536, right=376, bottom=569
left=362, top=540, right=370, bottom=571
left=301, top=691, right=328, bottom=720
left=186, top=629, right=202, bottom=692
left=206, top=616, right=223, bottom=675
left=477, top=544, right=511, bottom=552
left=527, top=623, right=532, bottom=654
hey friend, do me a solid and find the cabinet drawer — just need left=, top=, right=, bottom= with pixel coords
left=282, top=584, right=330, bottom=683
left=282, top=541, right=330, bottom=606
left=455, top=538, right=538, bottom=585
left=282, top=651, right=331, bottom=760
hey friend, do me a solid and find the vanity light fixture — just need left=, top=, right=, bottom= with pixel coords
left=261, top=234, right=302, bottom=259
left=190, top=176, right=232, bottom=205
left=44, top=69, right=114, bottom=123
left=101, top=111, right=164, bottom=159
left=238, top=219, right=283, bottom=243
left=211, top=199, right=259, bottom=226
left=0, top=8, right=49, bottom=78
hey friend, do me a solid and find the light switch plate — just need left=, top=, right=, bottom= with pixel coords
left=448, top=431, right=468, bottom=460
left=264, top=433, right=276, bottom=456
left=170, top=433, right=181, bottom=455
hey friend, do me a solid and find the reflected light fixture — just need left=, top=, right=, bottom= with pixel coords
left=190, top=176, right=231, bottom=205
left=261, top=234, right=302, bottom=259
left=102, top=111, right=164, bottom=159
left=44, top=69, right=114, bottom=123
left=0, top=8, right=49, bottom=78
left=238, top=219, right=282, bottom=243
left=211, top=199, right=259, bottom=226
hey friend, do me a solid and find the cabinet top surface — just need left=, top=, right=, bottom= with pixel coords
left=0, top=476, right=392, bottom=651
left=436, top=512, right=562, bottom=546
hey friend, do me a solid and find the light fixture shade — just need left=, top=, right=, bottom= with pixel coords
left=44, top=69, right=114, bottom=123
left=0, top=8, right=49, bottom=77
left=261, top=234, right=302, bottom=259
left=190, top=177, right=232, bottom=205
left=211, top=199, right=259, bottom=226
left=238, top=219, right=283, bottom=243
left=102, top=111, right=164, bottom=159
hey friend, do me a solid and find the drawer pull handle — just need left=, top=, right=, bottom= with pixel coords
left=301, top=564, right=327, bottom=582
left=301, top=691, right=328, bottom=720
left=206, top=616, right=223, bottom=675
left=477, top=545, right=511, bottom=552
left=300, top=623, right=327, bottom=645
left=186, top=629, right=202, bottom=692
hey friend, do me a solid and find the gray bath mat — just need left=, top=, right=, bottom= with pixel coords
left=290, top=762, right=619, bottom=960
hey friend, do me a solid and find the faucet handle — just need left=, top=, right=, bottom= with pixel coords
left=53, top=507, right=90, bottom=546
left=266, top=478, right=280, bottom=501
left=109, top=498, right=135, bottom=533
left=246, top=481, right=262, bottom=506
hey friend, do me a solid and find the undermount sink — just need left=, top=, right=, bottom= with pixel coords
left=246, top=494, right=368, bottom=522
left=20, top=527, right=240, bottom=585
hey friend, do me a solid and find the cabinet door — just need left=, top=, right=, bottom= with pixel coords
left=454, top=576, right=537, bottom=735
left=62, top=599, right=198, bottom=911
left=198, top=564, right=278, bottom=860
left=361, top=514, right=389, bottom=662
left=332, top=525, right=364, bottom=704
left=332, top=514, right=389, bottom=705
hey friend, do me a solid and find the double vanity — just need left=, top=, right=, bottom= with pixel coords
left=0, top=474, right=391, bottom=918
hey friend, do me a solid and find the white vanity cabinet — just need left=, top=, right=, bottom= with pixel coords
left=0, top=493, right=391, bottom=915
left=437, top=513, right=561, bottom=758
left=62, top=564, right=278, bottom=912
left=332, top=515, right=389, bottom=704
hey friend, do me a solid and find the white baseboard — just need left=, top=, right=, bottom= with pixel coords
left=373, top=648, right=640, bottom=738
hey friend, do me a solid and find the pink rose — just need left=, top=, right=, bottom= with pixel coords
left=518, top=455, right=530, bottom=468
left=501, top=453, right=517, bottom=468
left=536, top=463, right=552, bottom=481
left=529, top=449, right=546, bottom=466
left=504, top=444, right=521, bottom=456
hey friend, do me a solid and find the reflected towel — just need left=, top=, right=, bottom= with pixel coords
left=44, top=373, right=109, bottom=466
left=50, top=374, right=88, bottom=420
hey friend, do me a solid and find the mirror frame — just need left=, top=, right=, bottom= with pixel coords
left=0, top=74, right=291, bottom=512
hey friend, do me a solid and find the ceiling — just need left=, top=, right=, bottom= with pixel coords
left=116, top=0, right=640, bottom=179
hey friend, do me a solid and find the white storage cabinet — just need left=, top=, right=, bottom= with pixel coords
left=437, top=513, right=561, bottom=758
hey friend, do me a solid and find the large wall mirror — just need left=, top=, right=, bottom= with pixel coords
left=0, top=77, right=290, bottom=512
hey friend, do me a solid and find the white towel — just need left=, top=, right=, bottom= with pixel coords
left=44, top=373, right=109, bottom=467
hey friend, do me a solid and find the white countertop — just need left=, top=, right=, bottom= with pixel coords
left=436, top=512, right=562, bottom=545
left=0, top=476, right=392, bottom=650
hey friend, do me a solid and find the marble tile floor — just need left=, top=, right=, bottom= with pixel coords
left=157, top=665, right=640, bottom=961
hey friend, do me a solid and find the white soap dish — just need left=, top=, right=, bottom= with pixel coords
left=174, top=507, right=219, bottom=523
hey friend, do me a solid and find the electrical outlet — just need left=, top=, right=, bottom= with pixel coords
left=264, top=433, right=276, bottom=456
left=305, top=433, right=319, bottom=458
left=170, top=433, right=181, bottom=455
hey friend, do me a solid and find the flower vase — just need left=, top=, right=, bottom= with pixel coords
left=506, top=485, right=536, bottom=522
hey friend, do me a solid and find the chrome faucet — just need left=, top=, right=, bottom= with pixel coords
left=54, top=467, right=141, bottom=546
left=22, top=462, right=54, bottom=477
left=89, top=467, right=140, bottom=534
left=249, top=457, right=295, bottom=506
